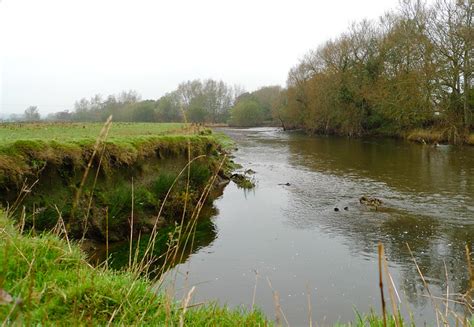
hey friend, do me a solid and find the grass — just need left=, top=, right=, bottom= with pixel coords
left=468, top=133, right=474, bottom=145
left=0, top=122, right=185, bottom=143
left=0, top=122, right=224, bottom=194
left=0, top=213, right=270, bottom=325
left=407, top=127, right=474, bottom=145
left=407, top=128, right=445, bottom=144
left=0, top=122, right=232, bottom=242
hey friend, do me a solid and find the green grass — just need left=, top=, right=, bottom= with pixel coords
left=0, top=122, right=224, bottom=187
left=0, top=213, right=270, bottom=326
left=211, top=131, right=235, bottom=151
left=0, top=122, right=185, bottom=144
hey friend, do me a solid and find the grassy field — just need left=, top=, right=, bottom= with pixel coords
left=0, top=122, right=229, bottom=185
left=0, top=122, right=186, bottom=144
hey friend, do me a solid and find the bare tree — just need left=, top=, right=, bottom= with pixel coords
left=24, top=106, right=40, bottom=121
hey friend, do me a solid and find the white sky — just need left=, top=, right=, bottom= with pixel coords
left=1, top=0, right=403, bottom=115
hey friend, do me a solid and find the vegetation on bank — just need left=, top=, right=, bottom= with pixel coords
left=0, top=214, right=269, bottom=326
left=0, top=122, right=212, bottom=184
left=0, top=122, right=235, bottom=241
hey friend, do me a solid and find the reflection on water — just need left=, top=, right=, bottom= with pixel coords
left=165, top=128, right=473, bottom=325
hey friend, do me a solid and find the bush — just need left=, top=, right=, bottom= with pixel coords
left=229, top=99, right=265, bottom=127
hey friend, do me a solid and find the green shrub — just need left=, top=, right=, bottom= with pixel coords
left=229, top=99, right=265, bottom=127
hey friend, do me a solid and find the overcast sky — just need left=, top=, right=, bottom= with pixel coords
left=1, top=0, right=404, bottom=115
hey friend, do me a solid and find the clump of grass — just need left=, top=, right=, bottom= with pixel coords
left=231, top=173, right=256, bottom=189
left=0, top=213, right=269, bottom=325
left=152, top=172, right=178, bottom=198
left=189, top=162, right=212, bottom=187
left=407, top=129, right=445, bottom=144
left=212, top=131, right=236, bottom=151
left=467, top=134, right=474, bottom=146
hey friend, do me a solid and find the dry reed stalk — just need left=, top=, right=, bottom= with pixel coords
left=381, top=245, right=401, bottom=327
left=170, top=107, right=193, bottom=274
left=266, top=277, right=290, bottom=327
left=406, top=242, right=445, bottom=327
left=176, top=156, right=227, bottom=267
left=106, top=278, right=141, bottom=326
left=1, top=229, right=30, bottom=266
left=444, top=260, right=450, bottom=321
left=465, top=245, right=473, bottom=294
left=164, top=286, right=173, bottom=327
left=130, top=231, right=142, bottom=274
left=19, top=207, right=25, bottom=234
left=157, top=153, right=228, bottom=297
left=378, top=242, right=387, bottom=327
left=73, top=115, right=112, bottom=234
left=80, top=140, right=108, bottom=240
left=105, top=207, right=109, bottom=270
left=129, top=177, right=134, bottom=268
left=179, top=286, right=196, bottom=327
left=31, top=204, right=36, bottom=236
left=251, top=269, right=259, bottom=311
left=8, top=179, right=39, bottom=217
left=137, top=154, right=205, bottom=272
left=306, top=284, right=313, bottom=327
left=53, top=205, right=72, bottom=253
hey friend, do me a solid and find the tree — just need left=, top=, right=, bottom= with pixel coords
left=229, top=99, right=264, bottom=127
left=24, top=106, right=40, bottom=121
left=131, top=101, right=156, bottom=122
left=249, top=86, right=282, bottom=121
left=156, top=93, right=183, bottom=122
left=282, top=0, right=472, bottom=137
left=47, top=110, right=72, bottom=121
left=176, top=79, right=236, bottom=123
left=426, top=0, right=473, bottom=129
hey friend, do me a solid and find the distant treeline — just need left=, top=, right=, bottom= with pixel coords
left=12, top=0, right=472, bottom=137
left=16, top=77, right=283, bottom=127
left=25, top=81, right=280, bottom=127
left=278, top=0, right=473, bottom=138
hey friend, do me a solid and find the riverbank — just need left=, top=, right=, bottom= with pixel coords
left=283, top=124, right=474, bottom=146
left=406, top=128, right=474, bottom=145
left=0, top=122, right=236, bottom=241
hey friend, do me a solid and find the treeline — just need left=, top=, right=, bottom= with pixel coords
left=277, top=0, right=473, bottom=139
left=45, top=81, right=241, bottom=124
left=39, top=80, right=283, bottom=127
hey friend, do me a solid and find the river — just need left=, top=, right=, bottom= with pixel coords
left=164, top=127, right=474, bottom=325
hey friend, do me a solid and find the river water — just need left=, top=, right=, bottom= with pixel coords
left=165, top=127, right=474, bottom=325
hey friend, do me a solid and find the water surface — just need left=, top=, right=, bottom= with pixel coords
left=168, top=128, right=474, bottom=325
